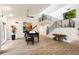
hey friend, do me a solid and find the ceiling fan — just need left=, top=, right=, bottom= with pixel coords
left=26, top=9, right=34, bottom=18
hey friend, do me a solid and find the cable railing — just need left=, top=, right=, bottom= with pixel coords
left=47, top=20, right=62, bottom=35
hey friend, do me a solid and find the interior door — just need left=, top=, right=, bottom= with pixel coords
left=1, top=22, right=6, bottom=44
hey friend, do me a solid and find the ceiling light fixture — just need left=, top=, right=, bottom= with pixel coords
left=4, top=7, right=11, bottom=10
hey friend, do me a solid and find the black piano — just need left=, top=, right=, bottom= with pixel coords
left=24, top=30, right=39, bottom=44
left=29, top=31, right=39, bottom=42
left=24, top=25, right=39, bottom=44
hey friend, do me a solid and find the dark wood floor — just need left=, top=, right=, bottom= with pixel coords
left=1, top=35, right=79, bottom=55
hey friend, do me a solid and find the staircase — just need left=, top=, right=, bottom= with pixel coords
left=47, top=20, right=62, bottom=38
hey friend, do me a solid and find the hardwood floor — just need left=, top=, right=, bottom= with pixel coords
left=1, top=35, right=79, bottom=55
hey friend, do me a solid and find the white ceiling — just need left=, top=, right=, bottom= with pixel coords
left=40, top=4, right=66, bottom=15
left=0, top=4, right=50, bottom=19
left=0, top=4, right=69, bottom=20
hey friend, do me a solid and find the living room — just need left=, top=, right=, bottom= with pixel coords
left=0, top=4, right=79, bottom=55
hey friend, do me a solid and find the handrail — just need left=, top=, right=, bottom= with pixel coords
left=32, top=25, right=37, bottom=30
left=47, top=20, right=62, bottom=34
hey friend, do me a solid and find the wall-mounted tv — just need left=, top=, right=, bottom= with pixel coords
left=63, top=9, right=76, bottom=20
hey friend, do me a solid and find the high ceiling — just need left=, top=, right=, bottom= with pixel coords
left=0, top=4, right=50, bottom=19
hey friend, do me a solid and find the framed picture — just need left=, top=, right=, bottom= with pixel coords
left=23, top=22, right=32, bottom=33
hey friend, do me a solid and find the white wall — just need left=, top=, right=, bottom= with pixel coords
left=49, top=28, right=78, bottom=43
left=41, top=4, right=79, bottom=43
left=0, top=18, right=2, bottom=48
left=41, top=4, right=79, bottom=28
left=0, top=16, right=7, bottom=48
left=7, top=15, right=39, bottom=40
left=49, top=5, right=79, bottom=28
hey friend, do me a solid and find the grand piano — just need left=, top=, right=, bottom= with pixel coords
left=24, top=31, right=39, bottom=44
left=24, top=24, right=39, bottom=44
left=29, top=31, right=39, bottom=42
